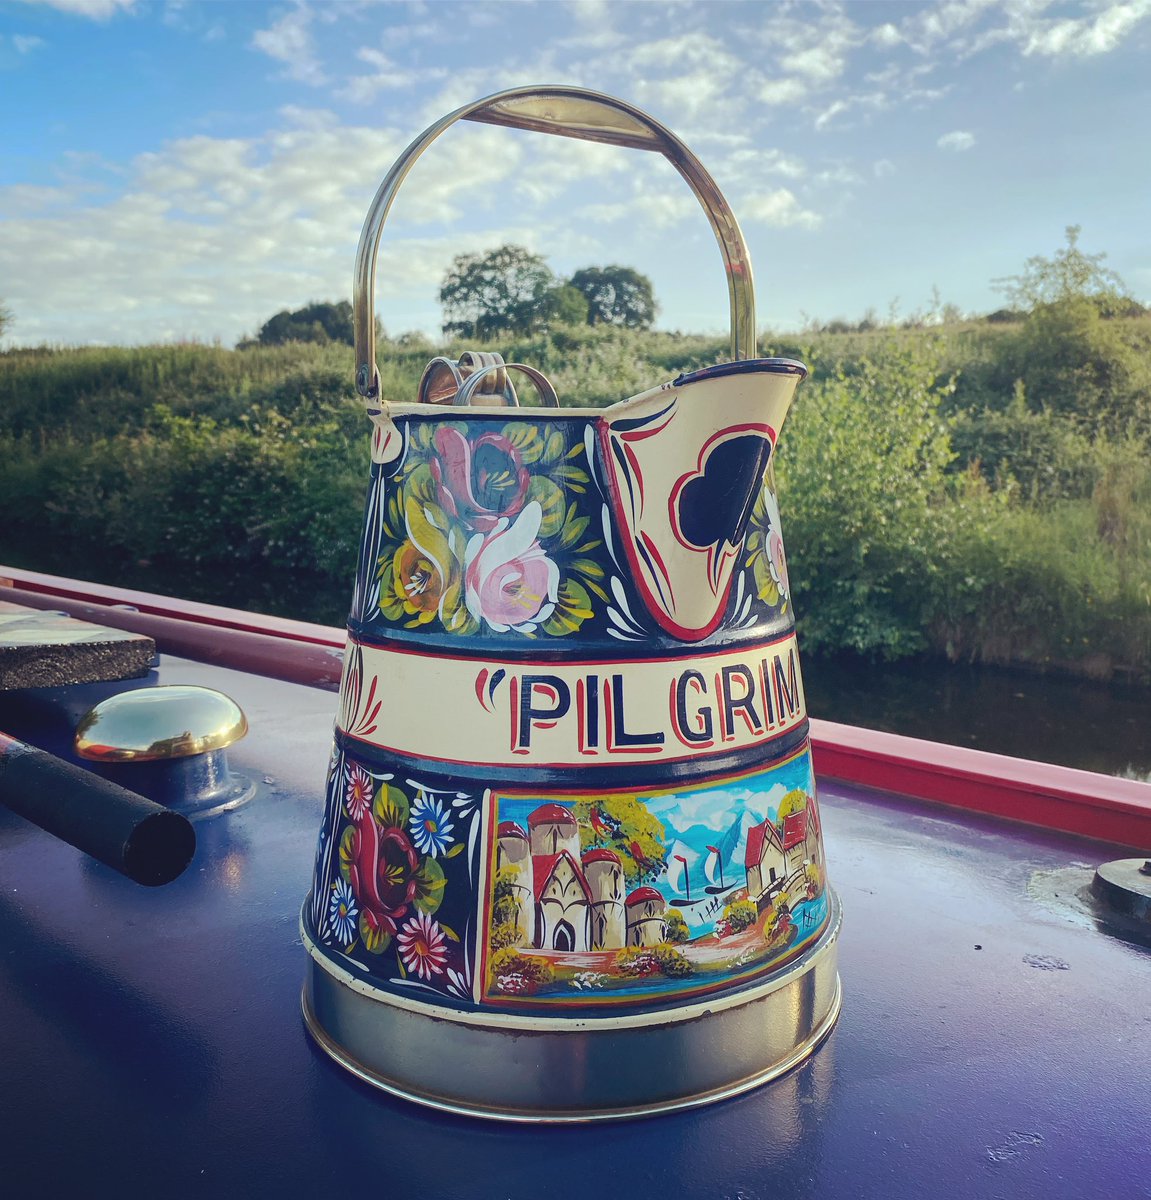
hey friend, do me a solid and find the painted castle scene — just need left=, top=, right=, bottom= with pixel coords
left=480, top=747, right=828, bottom=1004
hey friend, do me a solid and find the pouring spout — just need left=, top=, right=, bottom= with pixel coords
left=599, top=358, right=807, bottom=642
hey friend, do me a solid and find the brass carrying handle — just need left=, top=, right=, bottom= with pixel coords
left=353, top=85, right=756, bottom=406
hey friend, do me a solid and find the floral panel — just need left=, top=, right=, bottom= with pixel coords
left=370, top=420, right=608, bottom=639
left=308, top=747, right=482, bottom=1004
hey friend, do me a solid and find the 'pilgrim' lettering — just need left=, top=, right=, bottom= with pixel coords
left=720, top=664, right=763, bottom=739
left=673, top=670, right=714, bottom=745
left=607, top=674, right=665, bottom=751
left=773, top=650, right=800, bottom=720
left=515, top=675, right=571, bottom=751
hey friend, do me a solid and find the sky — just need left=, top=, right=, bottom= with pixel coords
left=1, top=0, right=1149, bottom=348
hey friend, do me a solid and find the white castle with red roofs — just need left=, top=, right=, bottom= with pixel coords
left=496, top=803, right=667, bottom=953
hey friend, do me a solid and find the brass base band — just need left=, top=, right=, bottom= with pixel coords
left=300, top=891, right=842, bottom=1122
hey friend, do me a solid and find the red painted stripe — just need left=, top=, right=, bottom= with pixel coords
left=810, top=718, right=1151, bottom=851
left=0, top=566, right=344, bottom=647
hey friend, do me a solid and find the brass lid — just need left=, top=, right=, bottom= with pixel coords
left=75, top=685, right=248, bottom=763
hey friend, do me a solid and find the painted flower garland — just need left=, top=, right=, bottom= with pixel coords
left=330, top=765, right=464, bottom=985
left=744, top=479, right=790, bottom=614
left=375, top=421, right=607, bottom=637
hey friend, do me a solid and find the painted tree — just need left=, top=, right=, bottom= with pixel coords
left=574, top=794, right=667, bottom=886
left=663, top=908, right=690, bottom=943
left=775, top=789, right=809, bottom=823
left=489, top=865, right=526, bottom=953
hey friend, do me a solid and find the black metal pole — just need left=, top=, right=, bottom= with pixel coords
left=0, top=732, right=195, bottom=885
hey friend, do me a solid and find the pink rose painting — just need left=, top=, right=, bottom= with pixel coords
left=431, top=427, right=530, bottom=532
left=464, top=502, right=560, bottom=633
left=374, top=420, right=601, bottom=638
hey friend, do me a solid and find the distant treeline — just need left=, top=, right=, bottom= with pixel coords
left=2, top=306, right=1150, bottom=681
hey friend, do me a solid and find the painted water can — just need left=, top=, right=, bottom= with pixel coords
left=301, top=86, right=842, bottom=1121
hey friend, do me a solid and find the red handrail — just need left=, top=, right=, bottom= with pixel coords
left=4, top=565, right=1149, bottom=850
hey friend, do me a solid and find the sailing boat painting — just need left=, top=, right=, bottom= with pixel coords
left=480, top=743, right=831, bottom=1008
left=704, top=845, right=725, bottom=893
left=667, top=842, right=699, bottom=904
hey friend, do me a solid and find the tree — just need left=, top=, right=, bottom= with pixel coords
left=253, top=300, right=360, bottom=346
left=775, top=789, right=809, bottom=822
left=439, top=245, right=556, bottom=339
left=569, top=265, right=657, bottom=328
left=994, top=226, right=1142, bottom=316
left=0, top=300, right=11, bottom=338
left=663, top=908, right=690, bottom=943
left=574, top=794, right=667, bottom=886
left=543, top=284, right=590, bottom=328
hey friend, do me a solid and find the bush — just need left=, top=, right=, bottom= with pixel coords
left=722, top=899, right=758, bottom=932
left=615, top=944, right=693, bottom=978
left=775, top=337, right=960, bottom=658
left=2, top=323, right=1150, bottom=679
left=489, top=949, right=555, bottom=995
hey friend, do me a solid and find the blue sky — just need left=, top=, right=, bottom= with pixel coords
left=2, top=0, right=1149, bottom=347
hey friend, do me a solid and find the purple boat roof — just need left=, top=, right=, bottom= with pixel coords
left=1, top=570, right=1149, bottom=1197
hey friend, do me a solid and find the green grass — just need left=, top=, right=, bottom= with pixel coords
left=2, top=316, right=1149, bottom=677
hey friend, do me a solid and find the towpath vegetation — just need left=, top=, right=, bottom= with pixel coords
left=2, top=265, right=1149, bottom=683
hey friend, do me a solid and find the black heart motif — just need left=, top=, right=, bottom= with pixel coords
left=676, top=433, right=773, bottom=558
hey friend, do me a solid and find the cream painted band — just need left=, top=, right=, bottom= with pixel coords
left=301, top=891, right=841, bottom=1121
left=337, top=633, right=806, bottom=768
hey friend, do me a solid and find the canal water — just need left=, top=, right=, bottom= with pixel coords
left=802, top=655, right=1150, bottom=783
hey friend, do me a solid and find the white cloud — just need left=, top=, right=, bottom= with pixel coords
left=558, top=0, right=623, bottom=47
left=871, top=22, right=903, bottom=47
left=759, top=77, right=808, bottom=106
left=937, top=129, right=976, bottom=151
left=641, top=70, right=729, bottom=122
left=813, top=98, right=855, bottom=131
left=874, top=158, right=896, bottom=177
left=898, top=0, right=1151, bottom=60
left=0, top=113, right=542, bottom=346
left=632, top=191, right=698, bottom=229
left=759, top=149, right=807, bottom=180
left=1022, top=0, right=1151, bottom=57
left=250, top=2, right=324, bottom=86
left=741, top=188, right=821, bottom=230
left=902, top=0, right=1000, bottom=52
left=14, top=0, right=136, bottom=16
left=337, top=49, right=445, bottom=104
left=789, top=43, right=848, bottom=83
left=12, top=34, right=45, bottom=52
left=815, top=164, right=862, bottom=186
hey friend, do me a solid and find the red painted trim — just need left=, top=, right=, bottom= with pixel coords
left=809, top=718, right=1151, bottom=852
left=7, top=565, right=1148, bottom=851
left=345, top=627, right=797, bottom=667
left=597, top=418, right=733, bottom=643
left=0, top=566, right=344, bottom=648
